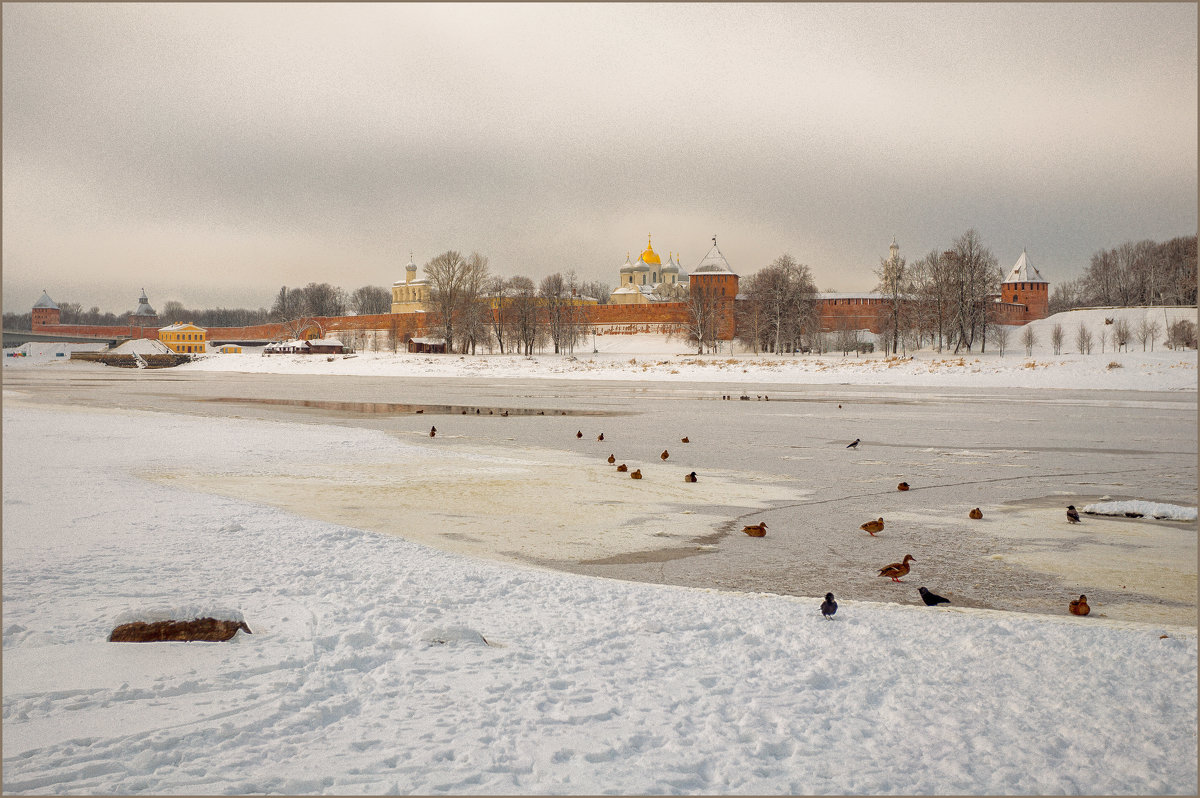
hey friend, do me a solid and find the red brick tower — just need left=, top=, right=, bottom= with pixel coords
left=1001, top=250, right=1049, bottom=322
left=688, top=238, right=739, bottom=339
left=31, top=291, right=60, bottom=330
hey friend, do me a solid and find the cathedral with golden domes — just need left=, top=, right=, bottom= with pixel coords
left=608, top=235, right=688, bottom=304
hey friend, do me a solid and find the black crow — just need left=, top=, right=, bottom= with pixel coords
left=821, top=593, right=837, bottom=619
left=918, top=587, right=950, bottom=606
left=1067, top=505, right=1081, bottom=524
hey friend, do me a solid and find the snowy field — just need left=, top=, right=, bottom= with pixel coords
left=2, top=313, right=1197, bottom=794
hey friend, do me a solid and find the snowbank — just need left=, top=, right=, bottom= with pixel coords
left=107, top=338, right=172, bottom=355
left=170, top=347, right=1196, bottom=391
left=1083, top=500, right=1198, bottom=522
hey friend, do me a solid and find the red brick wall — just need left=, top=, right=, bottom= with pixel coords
left=31, top=308, right=61, bottom=330
left=30, top=322, right=160, bottom=340
left=818, top=298, right=886, bottom=334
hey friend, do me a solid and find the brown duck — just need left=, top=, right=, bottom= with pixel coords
left=576, top=430, right=583, bottom=439
left=968, top=508, right=983, bottom=520
left=661, top=450, right=670, bottom=460
left=1069, top=595, right=1090, bottom=616
left=742, top=522, right=767, bottom=537
left=630, top=469, right=642, bottom=479
left=860, top=518, right=884, bottom=536
left=897, top=482, right=910, bottom=491
left=878, top=554, right=915, bottom=583
left=607, top=454, right=616, bottom=464
left=616, top=464, right=628, bottom=472
left=429, top=426, right=437, bottom=438
left=597, top=433, right=605, bottom=441
left=684, top=471, right=698, bottom=483
left=681, top=436, right=690, bottom=443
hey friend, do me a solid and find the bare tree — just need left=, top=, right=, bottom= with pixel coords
left=270, top=286, right=303, bottom=321
left=745, top=254, right=818, bottom=354
left=911, top=249, right=955, bottom=352
left=485, top=275, right=511, bottom=354
left=457, top=253, right=492, bottom=354
left=1075, top=322, right=1093, bottom=354
left=578, top=280, right=612, bottom=305
left=949, top=230, right=1001, bottom=353
left=1110, top=318, right=1129, bottom=352
left=1135, top=316, right=1162, bottom=351
left=1051, top=323, right=1065, bottom=355
left=988, top=324, right=1011, bottom=356
left=1020, top=325, right=1037, bottom=356
left=734, top=285, right=765, bottom=354
left=507, top=276, right=540, bottom=356
left=349, top=285, right=391, bottom=316
left=684, top=278, right=724, bottom=354
left=1167, top=318, right=1197, bottom=349
left=425, top=250, right=489, bottom=354
left=874, top=249, right=908, bottom=356
left=1098, top=326, right=1109, bottom=353
left=296, top=282, right=346, bottom=318
left=539, top=272, right=581, bottom=354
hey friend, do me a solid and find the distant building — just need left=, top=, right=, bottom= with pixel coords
left=610, top=235, right=687, bottom=305
left=129, top=289, right=158, bottom=328
left=307, top=337, right=345, bottom=354
left=32, top=291, right=61, bottom=329
left=158, top=322, right=207, bottom=353
left=391, top=254, right=430, bottom=313
left=999, top=249, right=1049, bottom=322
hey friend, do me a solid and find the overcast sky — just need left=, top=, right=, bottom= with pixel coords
left=3, top=3, right=1196, bottom=314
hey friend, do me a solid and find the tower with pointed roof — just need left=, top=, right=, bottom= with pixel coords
left=1000, top=249, right=1049, bottom=321
left=688, top=237, right=740, bottom=339
left=31, top=290, right=61, bottom=330
left=129, top=288, right=158, bottom=329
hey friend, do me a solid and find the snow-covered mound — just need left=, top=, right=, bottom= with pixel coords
left=108, top=338, right=172, bottom=355
left=2, top=341, right=107, bottom=360
left=1021, top=305, right=1197, bottom=357
left=1082, top=500, right=1198, bottom=521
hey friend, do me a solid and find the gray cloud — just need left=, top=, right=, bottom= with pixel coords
left=4, top=3, right=1195, bottom=313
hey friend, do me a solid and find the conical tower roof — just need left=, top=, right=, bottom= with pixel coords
left=692, top=239, right=735, bottom=275
left=1002, top=250, right=1047, bottom=284
left=33, top=290, right=58, bottom=310
left=132, top=288, right=157, bottom=317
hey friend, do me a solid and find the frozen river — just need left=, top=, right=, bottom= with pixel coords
left=5, top=366, right=1197, bottom=625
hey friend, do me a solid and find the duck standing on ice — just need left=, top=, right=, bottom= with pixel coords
left=878, top=554, right=915, bottom=583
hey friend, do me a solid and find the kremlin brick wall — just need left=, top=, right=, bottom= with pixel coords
left=31, top=295, right=1040, bottom=345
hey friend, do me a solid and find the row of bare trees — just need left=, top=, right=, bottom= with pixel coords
left=420, top=250, right=595, bottom=355
left=1050, top=236, right=1197, bottom=311
left=863, top=229, right=1006, bottom=355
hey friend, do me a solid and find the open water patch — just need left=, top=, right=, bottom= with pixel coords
left=200, top=396, right=624, bottom=417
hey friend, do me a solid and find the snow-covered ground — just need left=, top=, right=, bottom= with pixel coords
left=2, top=352, right=1197, bottom=793
left=6, top=306, right=1196, bottom=392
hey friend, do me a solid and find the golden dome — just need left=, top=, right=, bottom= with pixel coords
left=640, top=234, right=661, bottom=266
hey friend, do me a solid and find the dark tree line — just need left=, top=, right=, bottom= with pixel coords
left=1050, top=235, right=1197, bottom=312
